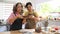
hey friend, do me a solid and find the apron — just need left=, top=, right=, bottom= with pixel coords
left=25, top=18, right=36, bottom=29
left=10, top=18, right=23, bottom=31
left=25, top=12, right=36, bottom=29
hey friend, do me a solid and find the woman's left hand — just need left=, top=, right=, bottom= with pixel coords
left=33, top=17, right=39, bottom=22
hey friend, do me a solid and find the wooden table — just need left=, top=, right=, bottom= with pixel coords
left=0, top=30, right=60, bottom=34
left=0, top=31, right=22, bottom=34
left=0, top=30, right=47, bottom=34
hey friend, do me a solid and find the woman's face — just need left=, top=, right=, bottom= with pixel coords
left=16, top=4, right=23, bottom=13
left=27, top=5, right=32, bottom=11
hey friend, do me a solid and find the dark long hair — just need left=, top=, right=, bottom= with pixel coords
left=13, top=2, right=23, bottom=15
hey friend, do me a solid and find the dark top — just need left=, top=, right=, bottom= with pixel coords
left=10, top=18, right=23, bottom=31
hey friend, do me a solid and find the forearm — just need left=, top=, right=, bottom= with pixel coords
left=22, top=18, right=26, bottom=24
left=8, top=16, right=17, bottom=24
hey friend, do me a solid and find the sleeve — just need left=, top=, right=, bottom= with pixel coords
left=7, top=13, right=15, bottom=24
left=23, top=12, right=28, bottom=16
left=33, top=12, right=38, bottom=17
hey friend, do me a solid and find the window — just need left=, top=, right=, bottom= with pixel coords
left=0, top=2, right=13, bottom=20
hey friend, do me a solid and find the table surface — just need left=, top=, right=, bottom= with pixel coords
left=0, top=30, right=47, bottom=34
left=0, top=30, right=60, bottom=34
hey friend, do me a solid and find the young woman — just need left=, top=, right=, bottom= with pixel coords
left=24, top=2, right=38, bottom=29
left=7, top=2, right=24, bottom=30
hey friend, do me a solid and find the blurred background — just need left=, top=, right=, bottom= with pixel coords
left=0, top=0, right=60, bottom=32
left=0, top=0, right=60, bottom=20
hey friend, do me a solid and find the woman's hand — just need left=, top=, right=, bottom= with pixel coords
left=22, top=18, right=27, bottom=24
left=28, top=15, right=34, bottom=19
left=32, top=17, right=39, bottom=22
left=16, top=14, right=23, bottom=19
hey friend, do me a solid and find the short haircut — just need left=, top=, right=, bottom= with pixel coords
left=25, top=2, right=32, bottom=8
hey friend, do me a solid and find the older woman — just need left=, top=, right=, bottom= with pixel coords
left=7, top=2, right=23, bottom=31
